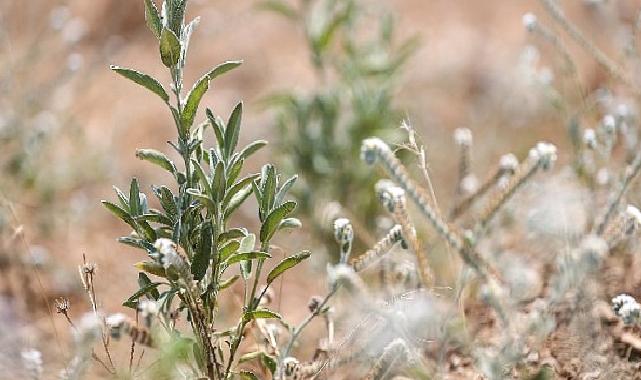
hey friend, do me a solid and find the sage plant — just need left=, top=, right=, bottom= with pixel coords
left=103, top=1, right=310, bottom=378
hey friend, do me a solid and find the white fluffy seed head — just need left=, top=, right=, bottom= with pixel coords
left=499, top=153, right=519, bottom=173
left=138, top=300, right=159, bottom=327
left=21, top=349, right=43, bottom=377
left=361, top=137, right=390, bottom=165
left=460, top=175, right=479, bottom=194
left=375, top=180, right=406, bottom=212
left=333, top=218, right=353, bottom=245
left=602, top=114, right=616, bottom=134
left=75, top=312, right=103, bottom=347
left=619, top=300, right=641, bottom=324
left=613, top=294, right=637, bottom=313
left=154, top=238, right=184, bottom=270
left=454, top=128, right=473, bottom=146
left=529, top=142, right=557, bottom=170
left=625, top=205, right=641, bottom=234
left=522, top=12, right=538, bottom=31
left=583, top=128, right=597, bottom=149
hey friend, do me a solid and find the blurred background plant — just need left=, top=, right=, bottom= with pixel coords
left=261, top=0, right=418, bottom=253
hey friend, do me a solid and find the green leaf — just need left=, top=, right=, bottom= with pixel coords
left=223, top=174, right=259, bottom=207
left=154, top=185, right=178, bottom=220
left=224, top=102, right=243, bottom=160
left=239, top=371, right=259, bottom=380
left=206, top=109, right=225, bottom=149
left=138, top=272, right=160, bottom=299
left=209, top=60, right=243, bottom=80
left=278, top=217, right=301, bottom=231
left=218, top=228, right=247, bottom=243
left=191, top=222, right=213, bottom=280
left=260, top=164, right=276, bottom=215
left=113, top=185, right=130, bottom=211
left=123, top=281, right=162, bottom=309
left=226, top=159, right=244, bottom=187
left=144, top=0, right=162, bottom=38
left=186, top=188, right=216, bottom=211
left=181, top=71, right=211, bottom=131
left=238, top=140, right=267, bottom=162
left=191, top=160, right=212, bottom=196
left=239, top=233, right=256, bottom=280
left=102, top=201, right=135, bottom=227
left=212, top=162, right=226, bottom=202
left=218, top=240, right=241, bottom=262
left=266, top=250, right=310, bottom=285
left=260, top=201, right=296, bottom=243
left=275, top=175, right=297, bottom=206
left=218, top=274, right=240, bottom=290
left=244, top=308, right=281, bottom=321
left=129, top=178, right=141, bottom=217
left=225, top=251, right=270, bottom=265
left=136, top=148, right=176, bottom=174
left=110, top=66, right=169, bottom=102
left=160, top=27, right=181, bottom=67
left=134, top=261, right=167, bottom=278
left=262, top=354, right=277, bottom=375
left=118, top=236, right=155, bottom=252
left=138, top=212, right=173, bottom=226
left=224, top=185, right=253, bottom=220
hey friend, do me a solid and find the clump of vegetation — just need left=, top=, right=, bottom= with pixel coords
left=99, top=1, right=311, bottom=378
left=262, top=0, right=418, bottom=252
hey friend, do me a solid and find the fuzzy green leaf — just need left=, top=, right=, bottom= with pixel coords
left=278, top=217, right=302, bottom=231
left=134, top=261, right=167, bottom=278
left=275, top=175, right=297, bottom=206
left=212, top=161, right=226, bottom=202
left=136, top=148, right=176, bottom=174
left=239, top=371, right=259, bottom=380
left=218, top=228, right=247, bottom=243
left=238, top=140, right=267, bottom=162
left=129, top=178, right=141, bottom=216
left=111, top=66, right=169, bottom=102
left=209, top=60, right=243, bottom=80
left=138, top=272, right=160, bottom=299
left=266, top=250, right=310, bottom=285
left=259, top=201, right=296, bottom=243
left=206, top=108, right=225, bottom=149
left=224, top=102, right=243, bottom=160
left=123, top=281, right=162, bottom=309
left=144, top=0, right=162, bottom=38
left=181, top=71, right=210, bottom=131
left=223, top=174, right=259, bottom=207
left=218, top=240, right=241, bottom=262
left=260, top=164, right=276, bottom=215
left=191, top=160, right=212, bottom=196
left=225, top=251, right=271, bottom=266
left=160, top=27, right=181, bottom=67
left=218, top=274, right=240, bottom=290
left=223, top=185, right=253, bottom=220
left=102, top=201, right=135, bottom=227
left=239, top=233, right=256, bottom=279
left=244, top=308, right=281, bottom=321
left=226, top=159, right=244, bottom=187
left=192, top=222, right=213, bottom=280
left=118, top=236, right=155, bottom=252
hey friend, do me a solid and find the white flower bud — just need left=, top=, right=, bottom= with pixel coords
left=583, top=128, right=597, bottom=149
left=522, top=13, right=538, bottom=32
left=454, top=128, right=473, bottom=147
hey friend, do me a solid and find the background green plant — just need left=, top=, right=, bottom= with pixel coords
left=262, top=0, right=418, bottom=252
